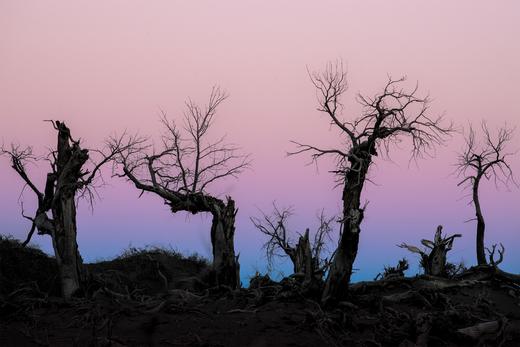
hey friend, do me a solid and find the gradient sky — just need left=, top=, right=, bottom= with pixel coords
left=1, top=1, right=519, bottom=282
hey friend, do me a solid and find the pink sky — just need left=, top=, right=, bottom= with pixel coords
left=1, top=1, right=519, bottom=281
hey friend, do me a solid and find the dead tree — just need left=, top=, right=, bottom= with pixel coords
left=456, top=122, right=516, bottom=265
left=115, top=87, right=250, bottom=289
left=375, top=258, right=409, bottom=280
left=1, top=121, right=128, bottom=299
left=250, top=204, right=334, bottom=284
left=399, top=225, right=461, bottom=277
left=486, top=243, right=504, bottom=267
left=290, top=62, right=453, bottom=302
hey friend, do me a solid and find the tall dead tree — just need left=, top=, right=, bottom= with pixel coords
left=115, top=87, right=249, bottom=289
left=456, top=122, right=516, bottom=265
left=290, top=62, right=453, bottom=302
left=250, top=204, right=334, bottom=284
left=1, top=121, right=128, bottom=299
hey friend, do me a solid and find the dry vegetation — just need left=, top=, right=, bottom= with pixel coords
left=1, top=63, right=519, bottom=346
left=1, top=237, right=520, bottom=346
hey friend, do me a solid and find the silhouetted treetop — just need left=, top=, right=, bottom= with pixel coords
left=455, top=121, right=517, bottom=265
left=117, top=87, right=250, bottom=204
left=291, top=62, right=453, bottom=180
left=113, top=87, right=249, bottom=289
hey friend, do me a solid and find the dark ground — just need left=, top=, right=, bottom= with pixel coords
left=1, top=237, right=519, bottom=347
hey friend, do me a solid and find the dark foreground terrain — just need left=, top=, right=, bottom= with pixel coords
left=1, top=237, right=519, bottom=347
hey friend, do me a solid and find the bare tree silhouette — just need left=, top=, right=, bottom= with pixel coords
left=114, top=87, right=250, bottom=289
left=456, top=122, right=517, bottom=265
left=290, top=61, right=453, bottom=302
left=486, top=243, right=505, bottom=268
left=251, top=204, right=334, bottom=284
left=1, top=121, right=129, bottom=299
left=399, top=225, right=461, bottom=277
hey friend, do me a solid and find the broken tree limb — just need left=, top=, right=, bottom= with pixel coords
left=399, top=225, right=461, bottom=277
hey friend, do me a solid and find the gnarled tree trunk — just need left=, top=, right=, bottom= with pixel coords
left=426, top=226, right=454, bottom=276
left=289, top=229, right=314, bottom=283
left=322, top=152, right=371, bottom=302
left=210, top=197, right=240, bottom=289
left=117, top=88, right=248, bottom=292
left=4, top=120, right=126, bottom=299
left=399, top=225, right=461, bottom=277
left=51, top=195, right=84, bottom=298
left=51, top=122, right=88, bottom=298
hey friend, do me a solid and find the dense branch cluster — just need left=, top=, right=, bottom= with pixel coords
left=289, top=62, right=455, bottom=301
left=1, top=121, right=131, bottom=246
left=110, top=87, right=249, bottom=289
left=290, top=62, right=453, bottom=184
left=456, top=122, right=516, bottom=190
left=116, top=87, right=250, bottom=212
left=251, top=204, right=335, bottom=276
left=1, top=63, right=517, bottom=306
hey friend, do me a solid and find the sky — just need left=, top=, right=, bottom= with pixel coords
left=1, top=1, right=519, bottom=283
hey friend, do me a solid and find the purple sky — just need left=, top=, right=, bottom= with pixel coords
left=1, top=1, right=519, bottom=281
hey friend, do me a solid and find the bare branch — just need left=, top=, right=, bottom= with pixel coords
left=456, top=122, right=517, bottom=191
left=306, top=60, right=356, bottom=145
left=291, top=63, right=454, bottom=183
left=0, top=144, right=44, bottom=203
left=251, top=203, right=335, bottom=276
left=250, top=203, right=295, bottom=270
left=114, top=87, right=250, bottom=213
left=486, top=243, right=505, bottom=267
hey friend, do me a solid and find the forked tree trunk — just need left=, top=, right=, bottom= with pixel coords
left=473, top=178, right=487, bottom=265
left=322, top=152, right=371, bottom=303
left=210, top=197, right=240, bottom=288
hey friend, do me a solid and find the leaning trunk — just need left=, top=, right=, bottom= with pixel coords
left=210, top=197, right=240, bottom=288
left=473, top=178, right=487, bottom=265
left=322, top=153, right=371, bottom=303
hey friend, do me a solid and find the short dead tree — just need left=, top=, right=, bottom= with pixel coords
left=1, top=121, right=129, bottom=299
left=486, top=243, right=505, bottom=268
left=250, top=204, right=334, bottom=285
left=399, top=225, right=461, bottom=277
left=375, top=258, right=409, bottom=280
left=456, top=122, right=517, bottom=265
left=115, top=87, right=250, bottom=289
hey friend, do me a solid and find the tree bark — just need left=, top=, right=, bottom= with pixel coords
left=473, top=178, right=487, bottom=265
left=51, top=194, right=84, bottom=298
left=426, top=227, right=450, bottom=276
left=128, top=174, right=243, bottom=289
left=322, top=151, right=371, bottom=302
left=290, top=229, right=314, bottom=283
left=50, top=122, right=88, bottom=299
left=5, top=121, right=112, bottom=298
left=210, top=197, right=240, bottom=289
